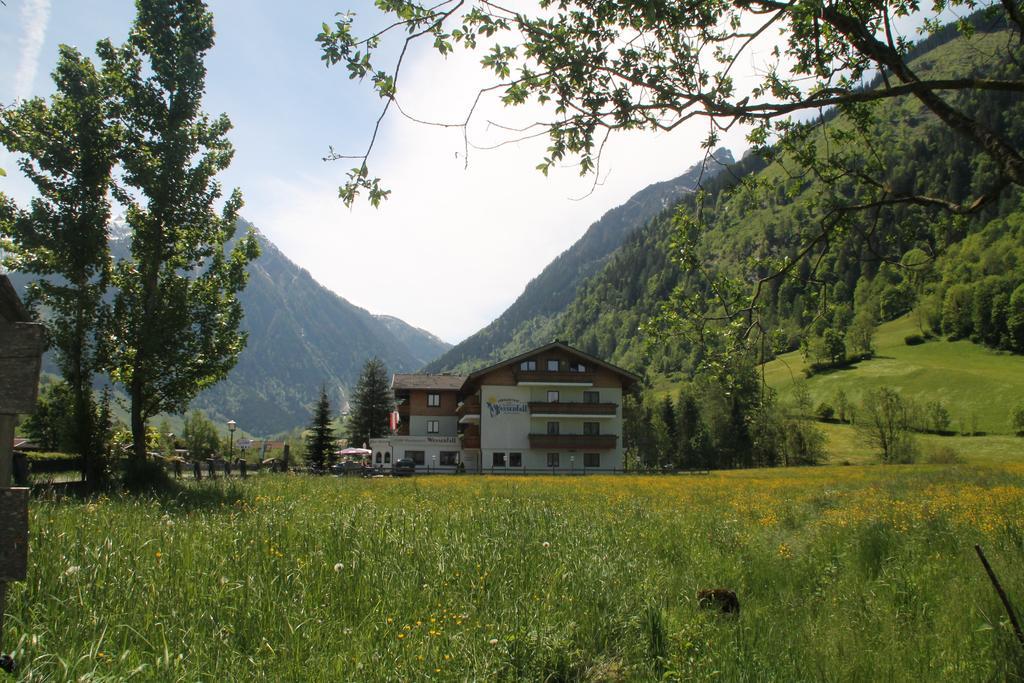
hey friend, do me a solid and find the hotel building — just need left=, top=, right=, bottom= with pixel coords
left=369, top=341, right=639, bottom=473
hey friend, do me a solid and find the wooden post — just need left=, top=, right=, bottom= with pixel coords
left=975, top=544, right=1024, bottom=648
left=0, top=276, right=45, bottom=672
left=0, top=414, right=12, bottom=662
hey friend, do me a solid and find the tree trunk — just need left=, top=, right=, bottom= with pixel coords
left=131, top=375, right=146, bottom=462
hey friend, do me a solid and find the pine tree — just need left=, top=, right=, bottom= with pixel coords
left=97, top=0, right=260, bottom=464
left=675, top=391, right=701, bottom=469
left=305, top=385, right=335, bottom=471
left=348, top=358, right=394, bottom=449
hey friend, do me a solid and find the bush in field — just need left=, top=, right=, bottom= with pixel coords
left=1012, top=403, right=1024, bottom=436
left=783, top=418, right=828, bottom=465
left=926, top=401, right=951, bottom=433
left=857, top=387, right=917, bottom=463
left=833, top=389, right=850, bottom=423
left=924, top=445, right=964, bottom=464
left=816, top=402, right=835, bottom=421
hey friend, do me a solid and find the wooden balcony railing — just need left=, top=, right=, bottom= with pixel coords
left=457, top=398, right=481, bottom=415
left=515, top=370, right=594, bottom=385
left=528, top=402, right=617, bottom=416
left=460, top=434, right=481, bottom=449
left=528, top=434, right=618, bottom=450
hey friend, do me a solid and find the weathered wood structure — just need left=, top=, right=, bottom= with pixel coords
left=0, top=274, right=45, bottom=670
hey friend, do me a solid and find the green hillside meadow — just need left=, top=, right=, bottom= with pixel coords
left=764, top=315, right=1024, bottom=434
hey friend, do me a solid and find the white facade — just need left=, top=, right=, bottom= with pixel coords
left=368, top=435, right=462, bottom=471
left=476, top=384, right=624, bottom=472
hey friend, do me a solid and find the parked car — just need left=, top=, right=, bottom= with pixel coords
left=392, top=458, right=416, bottom=477
left=330, top=461, right=365, bottom=476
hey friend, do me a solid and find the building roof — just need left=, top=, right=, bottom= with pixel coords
left=466, top=340, right=642, bottom=388
left=0, top=275, right=30, bottom=323
left=392, top=373, right=468, bottom=391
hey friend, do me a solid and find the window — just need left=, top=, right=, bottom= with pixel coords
left=427, top=420, right=439, bottom=434
left=583, top=391, right=599, bottom=403
left=440, top=451, right=458, bottom=466
left=569, top=361, right=587, bottom=372
left=547, top=453, right=560, bottom=468
left=493, top=452, right=506, bottom=467
left=547, top=390, right=560, bottom=403
left=375, top=452, right=382, bottom=464
left=583, top=422, right=600, bottom=435
left=547, top=359, right=560, bottom=371
left=519, top=360, right=536, bottom=371
left=406, top=450, right=425, bottom=465
left=427, top=393, right=440, bottom=407
left=509, top=452, right=522, bottom=467
left=584, top=453, right=600, bottom=468
left=384, top=452, right=391, bottom=464
left=547, top=421, right=559, bottom=435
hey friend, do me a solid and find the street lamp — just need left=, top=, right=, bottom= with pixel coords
left=227, top=419, right=237, bottom=460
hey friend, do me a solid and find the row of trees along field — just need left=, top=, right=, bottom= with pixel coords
left=624, top=364, right=827, bottom=471
left=0, top=0, right=258, bottom=488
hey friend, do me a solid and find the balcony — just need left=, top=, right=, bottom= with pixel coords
left=528, top=401, right=617, bottom=417
left=460, top=434, right=481, bottom=449
left=457, top=397, right=481, bottom=423
left=515, top=370, right=594, bottom=386
left=528, top=434, right=618, bottom=450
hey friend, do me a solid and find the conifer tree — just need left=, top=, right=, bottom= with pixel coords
left=305, top=385, right=335, bottom=471
left=96, top=0, right=260, bottom=462
left=348, top=358, right=394, bottom=449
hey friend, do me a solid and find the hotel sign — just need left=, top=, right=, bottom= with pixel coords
left=485, top=398, right=528, bottom=418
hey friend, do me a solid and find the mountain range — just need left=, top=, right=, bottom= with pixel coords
left=6, top=225, right=451, bottom=435
left=424, top=147, right=734, bottom=373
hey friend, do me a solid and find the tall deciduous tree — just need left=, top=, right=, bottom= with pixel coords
left=0, top=46, right=118, bottom=487
left=320, top=2, right=1024, bottom=211
left=97, top=0, right=259, bottom=461
left=305, top=385, right=336, bottom=470
left=183, top=410, right=221, bottom=460
left=321, top=2, right=1024, bottom=367
left=856, top=386, right=917, bottom=463
left=348, top=358, right=394, bottom=449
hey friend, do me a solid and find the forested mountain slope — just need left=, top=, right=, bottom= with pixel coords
left=8, top=226, right=451, bottom=435
left=424, top=147, right=734, bottom=372
left=442, top=16, right=1024, bottom=392
left=188, top=231, right=452, bottom=433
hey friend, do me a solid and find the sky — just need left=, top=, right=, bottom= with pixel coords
left=2, top=1, right=773, bottom=343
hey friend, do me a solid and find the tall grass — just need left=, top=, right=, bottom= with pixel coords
left=6, top=467, right=1024, bottom=680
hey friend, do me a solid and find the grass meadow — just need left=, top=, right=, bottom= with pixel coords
left=762, top=315, right=1024, bottom=436
left=5, top=467, right=1024, bottom=681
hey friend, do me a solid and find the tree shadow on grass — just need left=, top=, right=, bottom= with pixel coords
left=31, top=465, right=250, bottom=513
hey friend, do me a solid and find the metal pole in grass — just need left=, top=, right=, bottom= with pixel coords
left=975, top=544, right=1024, bottom=647
left=227, top=420, right=236, bottom=462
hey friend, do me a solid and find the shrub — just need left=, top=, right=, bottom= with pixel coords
left=924, top=445, right=964, bottom=464
left=856, top=387, right=918, bottom=463
left=816, top=402, right=835, bottom=421
left=122, top=457, right=173, bottom=493
left=1012, top=403, right=1024, bottom=436
left=904, top=334, right=925, bottom=346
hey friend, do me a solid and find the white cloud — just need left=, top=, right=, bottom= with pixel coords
left=13, top=0, right=52, bottom=101
left=249, top=38, right=752, bottom=345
